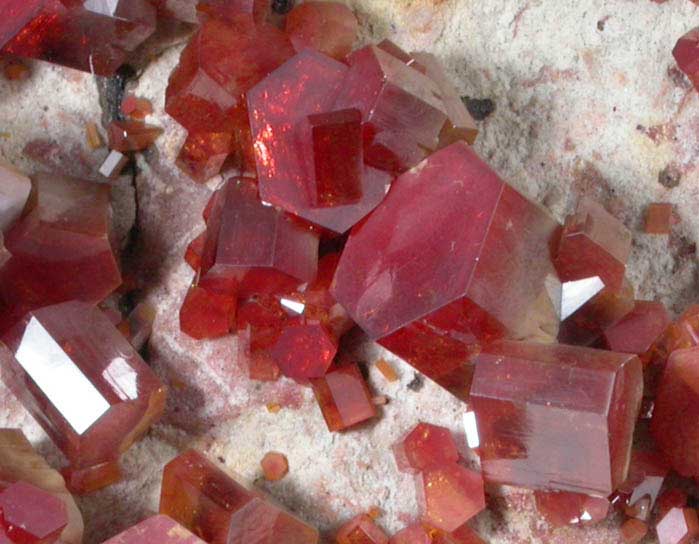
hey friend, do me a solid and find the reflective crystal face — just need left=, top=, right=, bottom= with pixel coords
left=103, top=515, right=207, bottom=544
left=0, top=161, right=31, bottom=234
left=0, top=301, right=166, bottom=472
left=336, top=515, right=388, bottom=544
left=470, top=341, right=642, bottom=496
left=534, top=490, right=609, bottom=527
left=285, top=1, right=359, bottom=60
left=0, top=481, right=67, bottom=544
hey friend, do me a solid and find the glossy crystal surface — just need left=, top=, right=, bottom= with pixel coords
left=285, top=1, right=359, bottom=60
left=107, top=120, right=163, bottom=152
left=673, top=28, right=699, bottom=90
left=176, top=131, right=232, bottom=184
left=1, top=301, right=166, bottom=485
left=469, top=341, right=642, bottom=495
left=392, top=422, right=459, bottom=474
left=0, top=481, right=67, bottom=544
left=336, top=514, right=388, bottom=544
left=534, top=490, right=609, bottom=526
left=227, top=498, right=319, bottom=544
left=602, top=300, right=670, bottom=357
left=389, top=525, right=430, bottom=544
left=102, top=515, right=206, bottom=544
left=656, top=507, right=699, bottom=544
left=179, top=285, right=236, bottom=340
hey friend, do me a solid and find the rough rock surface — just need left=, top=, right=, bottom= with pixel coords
left=1, top=1, right=699, bottom=543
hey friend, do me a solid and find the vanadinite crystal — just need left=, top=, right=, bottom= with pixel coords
left=601, top=300, right=670, bottom=359
left=644, top=203, right=674, bottom=235
left=0, top=301, right=166, bottom=492
left=260, top=451, right=288, bottom=481
left=107, top=120, right=163, bottom=152
left=285, top=2, right=359, bottom=60
left=615, top=450, right=668, bottom=521
left=160, top=449, right=318, bottom=544
left=336, top=514, right=388, bottom=544
left=651, top=346, right=699, bottom=478
left=166, top=17, right=293, bottom=133
left=176, top=131, right=232, bottom=184
left=656, top=507, right=699, bottom=544
left=392, top=422, right=459, bottom=474
left=332, top=142, right=560, bottom=400
left=416, top=464, right=485, bottom=532
left=0, top=0, right=156, bottom=76
left=0, top=481, right=67, bottom=544
left=389, top=525, right=430, bottom=544
left=673, top=28, right=699, bottom=90
left=103, top=515, right=206, bottom=544
left=534, top=490, right=609, bottom=526
left=0, top=428, right=83, bottom=544
left=621, top=518, right=648, bottom=544
left=0, top=160, right=31, bottom=233
left=196, top=0, right=272, bottom=26
left=469, top=341, right=642, bottom=495
left=310, top=363, right=376, bottom=431
left=248, top=49, right=393, bottom=234
left=0, top=174, right=121, bottom=327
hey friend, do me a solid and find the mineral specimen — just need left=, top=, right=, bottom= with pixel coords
left=310, top=363, right=376, bottom=431
left=336, top=514, right=388, bottom=544
left=601, top=300, right=670, bottom=359
left=655, top=507, right=699, bottom=544
left=534, top=490, right=609, bottom=526
left=0, top=481, right=67, bottom=544
left=333, top=142, right=559, bottom=400
left=615, top=450, right=668, bottom=520
left=285, top=1, right=359, bottom=60
left=469, top=341, right=642, bottom=495
left=1, top=0, right=157, bottom=76
left=1, top=301, right=166, bottom=492
left=644, top=202, right=674, bottom=234
left=621, top=518, right=648, bottom=544
left=102, top=515, right=207, bottom=544
left=179, top=285, right=236, bottom=339
left=261, top=451, right=288, bottom=481
left=160, top=449, right=318, bottom=544
left=107, top=120, right=163, bottom=152
left=176, top=132, right=232, bottom=183
left=389, top=525, right=430, bottom=544
left=392, top=422, right=459, bottom=474
left=673, top=27, right=699, bottom=90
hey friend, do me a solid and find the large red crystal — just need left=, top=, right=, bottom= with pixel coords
left=416, top=464, right=485, bottom=532
left=0, top=301, right=166, bottom=491
left=392, top=422, right=459, bottom=474
left=673, top=28, right=699, bottom=90
left=248, top=49, right=392, bottom=234
left=469, top=341, right=642, bottom=495
left=310, top=363, right=376, bottom=431
left=0, top=481, right=67, bottom=544
left=0, top=174, right=121, bottom=326
left=534, top=490, right=609, bottom=526
left=103, top=515, right=206, bottom=544
left=602, top=300, right=670, bottom=357
left=0, top=160, right=31, bottom=233
left=1, top=0, right=156, bottom=76
left=179, top=285, right=236, bottom=340
left=160, top=450, right=318, bottom=544
left=199, top=177, right=318, bottom=295
left=166, top=17, right=293, bottom=133
left=651, top=346, right=699, bottom=478
left=333, top=142, right=559, bottom=400
left=285, top=1, right=359, bottom=60
left=615, top=450, right=668, bottom=520
left=336, top=515, right=388, bottom=544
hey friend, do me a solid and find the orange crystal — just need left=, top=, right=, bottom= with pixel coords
left=260, top=452, right=288, bottom=482
left=336, top=514, right=388, bottom=544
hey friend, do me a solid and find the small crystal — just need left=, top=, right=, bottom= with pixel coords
left=185, top=232, right=206, bottom=272
left=310, top=363, right=376, bottom=432
left=620, top=518, right=647, bottom=544
left=179, top=285, right=236, bottom=340
left=656, top=507, right=699, bottom=544
left=121, top=95, right=153, bottom=120
left=389, top=524, right=430, bottom=544
left=260, top=452, right=288, bottom=481
left=431, top=525, right=486, bottom=544
left=470, top=341, right=642, bottom=495
left=1, top=301, right=166, bottom=491
left=644, top=202, right=674, bottom=234
left=616, top=450, right=668, bottom=520
left=336, top=515, right=388, bottom=544
left=176, top=132, right=232, bottom=183
left=392, top=422, right=459, bottom=474
left=0, top=481, right=67, bottom=544
left=85, top=122, right=104, bottom=150
left=103, top=515, right=206, bottom=544
left=0, top=160, right=31, bottom=233
left=673, top=28, right=699, bottom=90
left=285, top=1, right=359, bottom=60
left=416, top=464, right=485, bottom=532
left=107, top=120, right=163, bottom=152
left=534, top=490, right=609, bottom=526
left=602, top=300, right=670, bottom=358
left=375, top=359, right=398, bottom=382
left=99, top=150, right=129, bottom=179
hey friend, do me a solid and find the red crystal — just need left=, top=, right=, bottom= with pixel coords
left=392, top=422, right=459, bottom=474
left=673, top=28, right=699, bottom=90
left=620, top=518, right=647, bottom=544
left=1, top=301, right=166, bottom=491
left=0, top=174, right=121, bottom=329
left=166, top=17, right=293, bottom=133
left=103, top=515, right=206, bottom=544
left=0, top=481, right=67, bottom=544
left=121, top=95, right=153, bottom=120
left=336, top=515, right=388, bottom=544
left=602, top=300, right=670, bottom=357
left=310, top=363, right=376, bottom=431
left=645, top=203, right=674, bottom=234
left=260, top=452, right=288, bottom=481
left=553, top=197, right=631, bottom=293
left=269, top=319, right=337, bottom=379
left=416, top=464, right=485, bottom=532
left=61, top=461, right=122, bottom=496
left=107, top=120, right=163, bottom=152
left=333, top=143, right=559, bottom=399
left=185, top=232, right=206, bottom=271
left=176, top=132, right=232, bottom=184
left=248, top=49, right=392, bottom=234
left=198, top=178, right=318, bottom=296
left=160, top=450, right=318, bottom=544
left=1, top=0, right=156, bottom=76
left=651, top=346, right=699, bottom=478
left=0, top=160, right=31, bottom=233
left=616, top=450, right=668, bottom=520
left=469, top=341, right=642, bottom=495
left=431, top=525, right=486, bottom=544
left=389, top=525, right=430, bottom=544
left=534, top=490, right=609, bottom=526
left=285, top=2, right=359, bottom=60
left=657, top=489, right=688, bottom=518
left=0, top=2, right=45, bottom=50
left=179, top=285, right=236, bottom=340
left=656, top=507, right=699, bottom=544
left=196, top=0, right=271, bottom=25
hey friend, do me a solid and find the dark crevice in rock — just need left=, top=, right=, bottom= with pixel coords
left=462, top=97, right=496, bottom=121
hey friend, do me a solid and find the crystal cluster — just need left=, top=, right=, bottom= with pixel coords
left=160, top=449, right=319, bottom=544
left=0, top=0, right=157, bottom=75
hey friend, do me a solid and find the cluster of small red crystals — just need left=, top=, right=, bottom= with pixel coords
left=160, top=449, right=319, bottom=544
left=0, top=0, right=157, bottom=76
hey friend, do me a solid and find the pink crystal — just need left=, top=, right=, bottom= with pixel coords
left=336, top=515, right=388, bottom=544
left=227, top=498, right=318, bottom=544
left=103, top=515, right=206, bottom=544
left=534, top=490, right=609, bottom=526
left=389, top=525, right=430, bottom=544
left=616, top=450, right=668, bottom=520
left=602, top=300, right=670, bottom=356
left=260, top=452, right=288, bottom=481
left=285, top=1, right=359, bottom=60
left=416, top=464, right=485, bottom=532
left=469, top=341, right=642, bottom=495
left=0, top=481, right=67, bottom=544
left=656, top=507, right=699, bottom=544
left=1, top=301, right=166, bottom=491
left=392, top=422, right=459, bottom=474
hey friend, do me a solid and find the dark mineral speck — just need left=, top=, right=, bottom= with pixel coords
left=462, top=97, right=495, bottom=121
left=658, top=165, right=682, bottom=189
left=272, top=0, right=295, bottom=14
left=407, top=373, right=425, bottom=392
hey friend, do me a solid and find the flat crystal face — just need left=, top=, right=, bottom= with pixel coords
left=103, top=516, right=206, bottom=544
